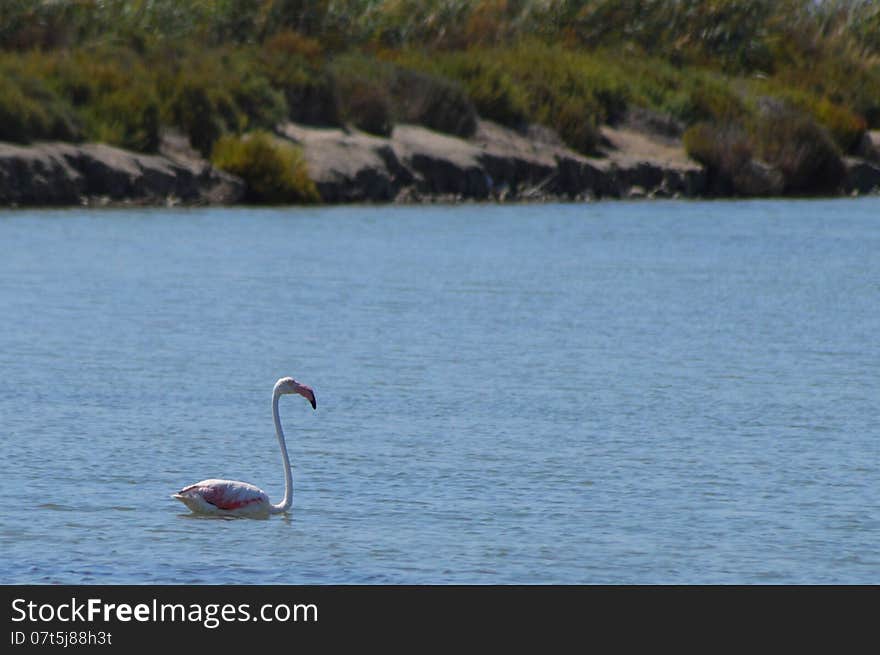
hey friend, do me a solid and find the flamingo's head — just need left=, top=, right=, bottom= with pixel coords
left=275, top=377, right=317, bottom=410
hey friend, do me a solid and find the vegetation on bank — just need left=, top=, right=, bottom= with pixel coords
left=211, top=131, right=319, bottom=203
left=1, top=1, right=879, bottom=197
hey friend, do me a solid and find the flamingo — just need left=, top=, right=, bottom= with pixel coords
left=172, top=376, right=316, bottom=518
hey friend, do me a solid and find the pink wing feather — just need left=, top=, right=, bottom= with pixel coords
left=179, top=480, right=268, bottom=510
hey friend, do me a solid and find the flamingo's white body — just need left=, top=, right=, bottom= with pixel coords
left=173, top=377, right=316, bottom=518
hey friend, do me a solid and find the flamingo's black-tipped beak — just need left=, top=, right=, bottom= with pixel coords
left=295, top=383, right=317, bottom=410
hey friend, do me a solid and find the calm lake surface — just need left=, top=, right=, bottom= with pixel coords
left=1, top=199, right=878, bottom=584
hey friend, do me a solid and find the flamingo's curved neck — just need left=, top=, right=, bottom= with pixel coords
left=269, top=389, right=293, bottom=514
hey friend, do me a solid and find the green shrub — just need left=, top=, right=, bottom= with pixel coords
left=84, top=87, right=161, bottom=152
left=456, top=62, right=529, bottom=127
left=495, top=42, right=627, bottom=149
left=229, top=73, right=288, bottom=132
left=748, top=79, right=868, bottom=153
left=394, top=42, right=628, bottom=153
left=329, top=55, right=395, bottom=135
left=780, top=93, right=866, bottom=154
left=812, top=99, right=867, bottom=153
left=12, top=48, right=162, bottom=151
left=753, top=104, right=845, bottom=194
left=260, top=38, right=340, bottom=126
left=284, top=75, right=341, bottom=126
left=685, top=102, right=847, bottom=196
left=0, top=68, right=81, bottom=143
left=329, top=54, right=477, bottom=137
left=390, top=68, right=477, bottom=137
left=770, top=49, right=880, bottom=130
left=546, top=97, right=600, bottom=155
left=666, top=77, right=749, bottom=125
left=168, top=78, right=229, bottom=156
left=394, top=52, right=529, bottom=129
left=0, top=77, right=53, bottom=143
left=683, top=122, right=754, bottom=194
left=166, top=49, right=287, bottom=155
left=345, top=82, right=394, bottom=136
left=211, top=131, right=320, bottom=204
left=482, top=42, right=628, bottom=146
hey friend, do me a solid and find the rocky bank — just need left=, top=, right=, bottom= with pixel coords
left=2, top=121, right=879, bottom=207
left=0, top=139, right=243, bottom=207
left=277, top=117, right=708, bottom=203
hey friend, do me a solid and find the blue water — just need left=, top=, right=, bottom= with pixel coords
left=1, top=199, right=878, bottom=584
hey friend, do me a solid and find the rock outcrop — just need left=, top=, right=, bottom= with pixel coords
left=840, top=130, right=880, bottom=194
left=0, top=140, right=243, bottom=207
left=278, top=118, right=707, bottom=203
left=594, top=124, right=706, bottom=198
left=277, top=123, right=412, bottom=202
left=5, top=117, right=880, bottom=207
left=844, top=157, right=880, bottom=195
left=854, top=130, right=880, bottom=163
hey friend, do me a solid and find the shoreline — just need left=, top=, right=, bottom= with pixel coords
left=2, top=119, right=879, bottom=209
left=6, top=194, right=880, bottom=213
